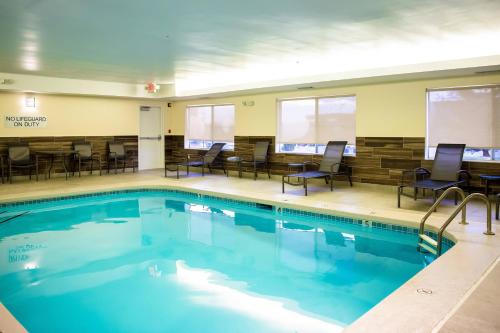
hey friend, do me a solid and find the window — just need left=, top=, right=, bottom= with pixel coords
left=277, top=96, right=356, bottom=155
left=426, top=86, right=500, bottom=161
left=185, top=104, right=235, bottom=150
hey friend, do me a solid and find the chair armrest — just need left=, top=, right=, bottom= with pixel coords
left=458, top=170, right=471, bottom=184
left=108, top=152, right=117, bottom=158
left=415, top=167, right=431, bottom=175
left=329, top=162, right=341, bottom=173
left=400, top=168, right=430, bottom=186
left=303, top=161, right=319, bottom=171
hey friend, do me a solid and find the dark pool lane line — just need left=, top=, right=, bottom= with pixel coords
left=0, top=211, right=30, bottom=225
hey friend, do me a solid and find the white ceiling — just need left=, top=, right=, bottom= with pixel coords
left=1, top=0, right=500, bottom=96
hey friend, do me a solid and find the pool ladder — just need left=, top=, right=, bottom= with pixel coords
left=417, top=187, right=495, bottom=257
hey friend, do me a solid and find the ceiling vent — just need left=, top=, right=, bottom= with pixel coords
left=297, top=86, right=314, bottom=90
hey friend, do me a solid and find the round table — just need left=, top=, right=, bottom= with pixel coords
left=479, top=174, right=500, bottom=196
left=287, top=162, right=306, bottom=181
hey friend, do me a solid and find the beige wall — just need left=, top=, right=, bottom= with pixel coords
left=169, top=73, right=500, bottom=137
left=2, top=73, right=500, bottom=139
left=0, top=92, right=166, bottom=137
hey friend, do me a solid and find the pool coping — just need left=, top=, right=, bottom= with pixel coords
left=0, top=182, right=498, bottom=333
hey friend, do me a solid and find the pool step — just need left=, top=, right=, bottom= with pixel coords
left=418, top=242, right=437, bottom=255
left=419, top=234, right=438, bottom=247
left=417, top=234, right=438, bottom=255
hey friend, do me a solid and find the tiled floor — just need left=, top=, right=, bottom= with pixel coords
left=0, top=168, right=499, bottom=332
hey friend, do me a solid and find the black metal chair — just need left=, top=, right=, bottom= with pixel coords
left=107, top=143, right=137, bottom=174
left=73, top=143, right=102, bottom=177
left=8, top=144, right=39, bottom=183
left=165, top=142, right=226, bottom=178
left=398, top=143, right=470, bottom=208
left=282, top=141, right=352, bottom=196
left=227, top=141, right=271, bottom=180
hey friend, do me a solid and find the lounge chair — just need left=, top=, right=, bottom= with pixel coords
left=165, top=142, right=226, bottom=179
left=227, top=141, right=271, bottom=180
left=282, top=141, right=352, bottom=196
left=398, top=143, right=470, bottom=208
left=8, top=144, right=39, bottom=183
left=107, top=143, right=137, bottom=174
left=73, top=143, right=102, bottom=177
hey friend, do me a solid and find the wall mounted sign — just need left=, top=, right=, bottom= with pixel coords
left=4, top=115, right=48, bottom=128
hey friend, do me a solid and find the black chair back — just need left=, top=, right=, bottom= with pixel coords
left=9, top=144, right=31, bottom=164
left=318, top=141, right=347, bottom=173
left=204, top=143, right=225, bottom=164
left=253, top=142, right=270, bottom=162
left=109, top=143, right=125, bottom=158
left=430, top=144, right=465, bottom=181
left=74, top=143, right=92, bottom=159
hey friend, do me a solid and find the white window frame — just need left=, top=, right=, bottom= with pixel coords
left=276, top=95, right=356, bottom=156
left=425, top=84, right=500, bottom=162
left=184, top=103, right=235, bottom=150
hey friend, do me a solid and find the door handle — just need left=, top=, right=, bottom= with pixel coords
left=140, top=135, right=162, bottom=140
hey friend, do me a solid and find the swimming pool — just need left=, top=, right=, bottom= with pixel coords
left=0, top=189, right=448, bottom=333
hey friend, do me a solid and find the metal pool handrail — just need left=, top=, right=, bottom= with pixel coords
left=418, top=187, right=495, bottom=256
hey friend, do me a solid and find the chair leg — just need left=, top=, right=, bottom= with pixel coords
left=304, top=178, right=308, bottom=196
left=496, top=198, right=499, bottom=220
left=454, top=191, right=458, bottom=205
left=78, top=158, right=82, bottom=177
left=348, top=174, right=353, bottom=187
left=282, top=175, right=285, bottom=193
left=330, top=176, right=333, bottom=191
left=9, top=162, right=12, bottom=184
left=267, top=162, right=270, bottom=179
left=397, top=186, right=402, bottom=208
left=98, top=159, right=102, bottom=176
left=90, top=160, right=93, bottom=175
left=414, top=187, right=417, bottom=200
left=122, top=159, right=125, bottom=173
left=433, top=190, right=438, bottom=212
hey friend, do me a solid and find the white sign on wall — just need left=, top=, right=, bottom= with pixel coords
left=4, top=116, right=48, bottom=128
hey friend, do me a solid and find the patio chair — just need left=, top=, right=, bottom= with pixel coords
left=73, top=143, right=102, bottom=177
left=282, top=141, right=352, bottom=196
left=398, top=143, right=470, bottom=208
left=165, top=142, right=226, bottom=179
left=107, top=143, right=137, bottom=174
left=8, top=144, right=39, bottom=183
left=227, top=141, right=271, bottom=180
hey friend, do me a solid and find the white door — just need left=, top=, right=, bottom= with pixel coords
left=139, top=106, right=164, bottom=170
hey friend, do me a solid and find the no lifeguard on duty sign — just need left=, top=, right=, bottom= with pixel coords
left=4, top=115, right=48, bottom=128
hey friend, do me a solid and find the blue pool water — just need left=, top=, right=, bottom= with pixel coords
left=0, top=190, right=441, bottom=333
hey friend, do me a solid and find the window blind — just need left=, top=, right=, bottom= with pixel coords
left=278, top=95, right=356, bottom=146
left=427, top=86, right=500, bottom=148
